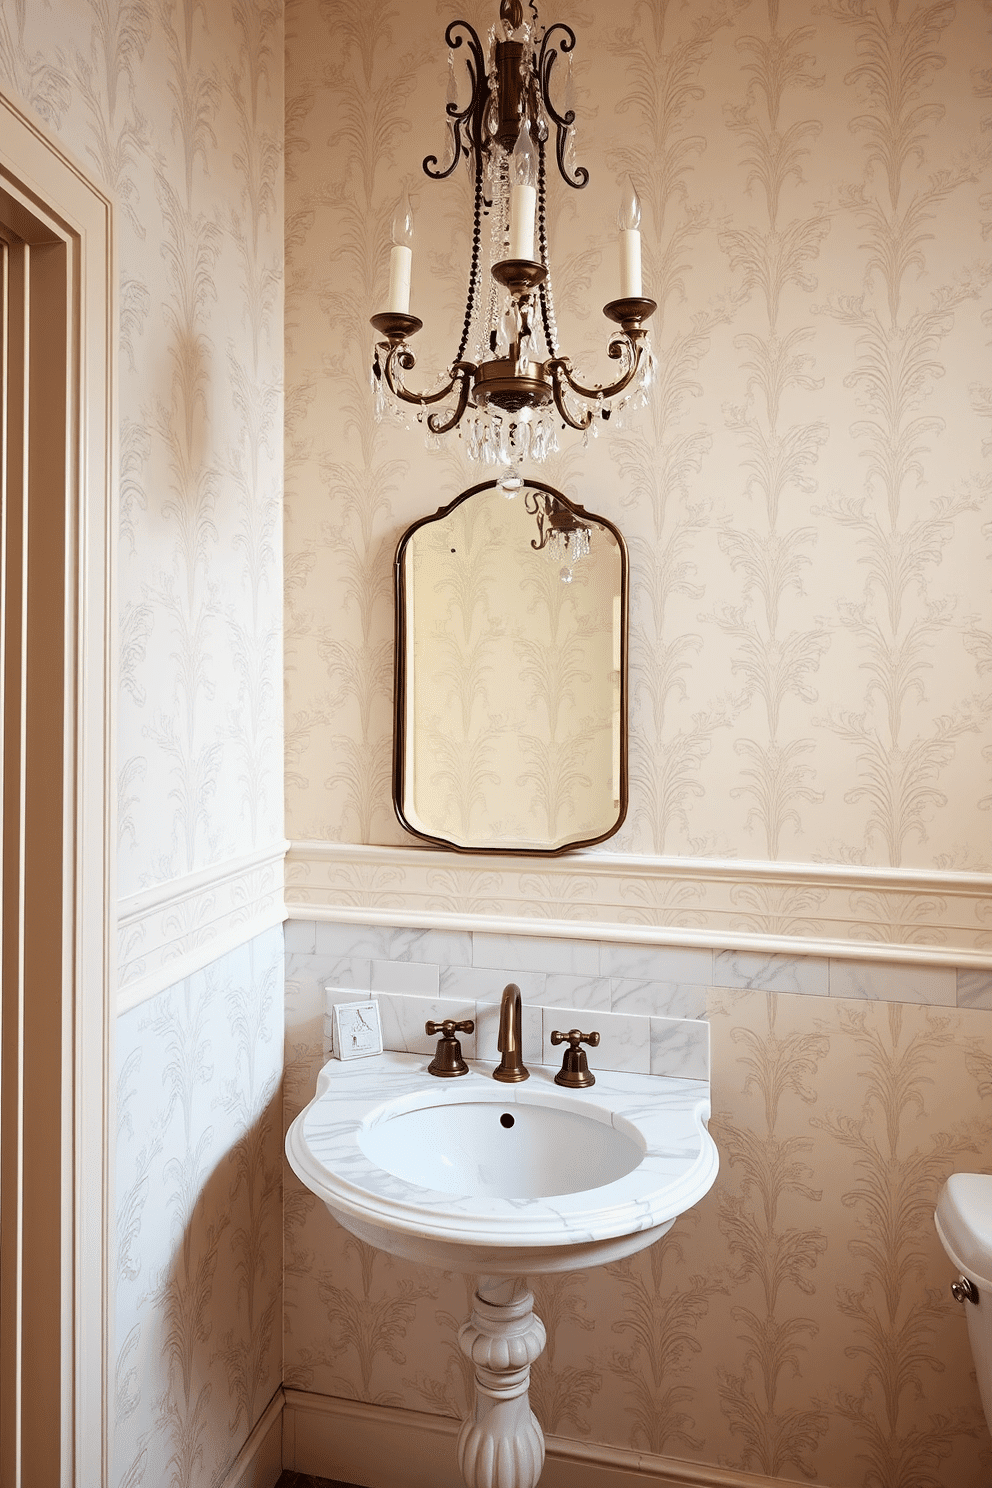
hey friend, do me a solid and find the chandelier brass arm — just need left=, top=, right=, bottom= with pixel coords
left=422, top=21, right=490, bottom=183
left=373, top=288, right=657, bottom=437
left=371, top=315, right=479, bottom=435
left=545, top=296, right=657, bottom=430
left=537, top=23, right=587, bottom=189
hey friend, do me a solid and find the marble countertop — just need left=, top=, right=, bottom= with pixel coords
left=287, top=1051, right=719, bottom=1253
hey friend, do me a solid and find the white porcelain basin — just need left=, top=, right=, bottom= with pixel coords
left=359, top=1093, right=644, bottom=1199
left=287, top=1052, right=718, bottom=1275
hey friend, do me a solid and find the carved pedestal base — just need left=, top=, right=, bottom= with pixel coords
left=457, top=1276, right=547, bottom=1488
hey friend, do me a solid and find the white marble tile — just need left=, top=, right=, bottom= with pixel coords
left=471, top=931, right=600, bottom=977
left=541, top=1005, right=650, bottom=1075
left=314, top=922, right=411, bottom=959
left=285, top=950, right=319, bottom=993
left=288, top=958, right=370, bottom=1035
left=828, top=959, right=956, bottom=1006
left=372, top=958, right=440, bottom=995
left=599, top=943, right=713, bottom=986
left=650, top=1016, right=710, bottom=1081
left=289, top=951, right=372, bottom=998
left=324, top=985, right=374, bottom=1016
left=714, top=950, right=829, bottom=996
left=286, top=959, right=326, bottom=1041
left=402, top=928, right=473, bottom=966
left=958, top=971, right=992, bottom=1010
left=316, top=922, right=464, bottom=964
left=543, top=973, right=611, bottom=1012
left=475, top=999, right=545, bottom=1066
left=440, top=965, right=548, bottom=1004
left=322, top=956, right=372, bottom=991
left=611, top=978, right=707, bottom=1020
left=283, top=918, right=316, bottom=954
left=378, top=992, right=478, bottom=1058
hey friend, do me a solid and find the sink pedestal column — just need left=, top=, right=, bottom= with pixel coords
left=457, top=1276, right=547, bottom=1488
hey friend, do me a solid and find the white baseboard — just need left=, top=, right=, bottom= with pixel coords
left=218, top=1387, right=284, bottom=1488
left=282, top=1388, right=827, bottom=1488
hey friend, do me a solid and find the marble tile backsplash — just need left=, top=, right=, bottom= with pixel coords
left=322, top=984, right=710, bottom=1083
left=284, top=918, right=987, bottom=1012
left=957, top=971, right=992, bottom=1011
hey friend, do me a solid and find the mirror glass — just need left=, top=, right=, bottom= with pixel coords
left=394, top=479, right=627, bottom=854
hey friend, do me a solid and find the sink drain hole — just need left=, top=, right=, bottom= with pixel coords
left=499, top=1113, right=515, bottom=1129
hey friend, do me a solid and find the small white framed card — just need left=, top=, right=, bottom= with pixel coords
left=332, top=999, right=383, bottom=1060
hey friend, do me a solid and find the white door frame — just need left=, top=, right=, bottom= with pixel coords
left=0, top=84, right=114, bottom=1488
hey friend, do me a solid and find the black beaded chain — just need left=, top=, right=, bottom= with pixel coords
left=455, top=158, right=485, bottom=365
left=536, top=135, right=558, bottom=358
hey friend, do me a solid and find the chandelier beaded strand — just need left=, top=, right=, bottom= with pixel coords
left=370, top=0, right=657, bottom=466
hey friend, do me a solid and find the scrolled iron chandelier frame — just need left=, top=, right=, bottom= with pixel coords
left=370, top=0, right=656, bottom=466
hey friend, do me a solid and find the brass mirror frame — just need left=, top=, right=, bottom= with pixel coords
left=393, top=477, right=629, bottom=855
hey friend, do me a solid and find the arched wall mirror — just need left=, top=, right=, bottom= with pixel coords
left=394, top=479, right=627, bottom=854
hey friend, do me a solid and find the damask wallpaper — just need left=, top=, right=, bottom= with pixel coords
left=285, top=0, right=992, bottom=876
left=282, top=10, right=992, bottom=1481
left=117, top=929, right=284, bottom=1488
left=0, top=0, right=285, bottom=902
left=0, top=2, right=285, bottom=1486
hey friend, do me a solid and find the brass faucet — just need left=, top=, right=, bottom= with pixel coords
left=492, top=983, right=529, bottom=1082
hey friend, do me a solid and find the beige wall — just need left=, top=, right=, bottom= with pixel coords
left=285, top=0, right=991, bottom=874
left=283, top=5, right=992, bottom=1487
left=0, top=0, right=285, bottom=901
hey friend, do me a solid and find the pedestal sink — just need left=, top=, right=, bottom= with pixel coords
left=287, top=1051, right=718, bottom=1488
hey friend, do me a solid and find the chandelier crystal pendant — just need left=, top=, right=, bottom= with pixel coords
left=370, top=0, right=657, bottom=466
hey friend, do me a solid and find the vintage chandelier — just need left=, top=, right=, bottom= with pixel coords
left=370, top=0, right=657, bottom=466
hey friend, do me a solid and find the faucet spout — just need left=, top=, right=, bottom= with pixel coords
left=493, top=982, right=529, bottom=1082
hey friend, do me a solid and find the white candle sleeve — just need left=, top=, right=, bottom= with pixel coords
left=619, top=228, right=641, bottom=299
left=387, top=244, right=412, bottom=314
left=508, top=184, right=537, bottom=262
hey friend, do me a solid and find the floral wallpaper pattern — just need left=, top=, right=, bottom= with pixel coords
left=117, top=928, right=283, bottom=1488
left=0, top=0, right=285, bottom=901
left=280, top=36, right=992, bottom=1482
left=286, top=943, right=992, bottom=1488
left=285, top=0, right=992, bottom=878
left=0, top=1, right=285, bottom=1485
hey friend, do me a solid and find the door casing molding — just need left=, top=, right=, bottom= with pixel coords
left=0, top=82, right=115, bottom=1488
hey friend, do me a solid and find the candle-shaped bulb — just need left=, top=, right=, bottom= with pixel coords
left=392, top=193, right=415, bottom=249
left=511, top=121, right=538, bottom=189
left=446, top=52, right=458, bottom=111
left=507, top=123, right=538, bottom=261
left=617, top=176, right=642, bottom=298
left=501, top=0, right=524, bottom=37
left=617, top=176, right=641, bottom=233
left=387, top=194, right=414, bottom=313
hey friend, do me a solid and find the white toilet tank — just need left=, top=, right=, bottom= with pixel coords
left=935, top=1172, right=992, bottom=1435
